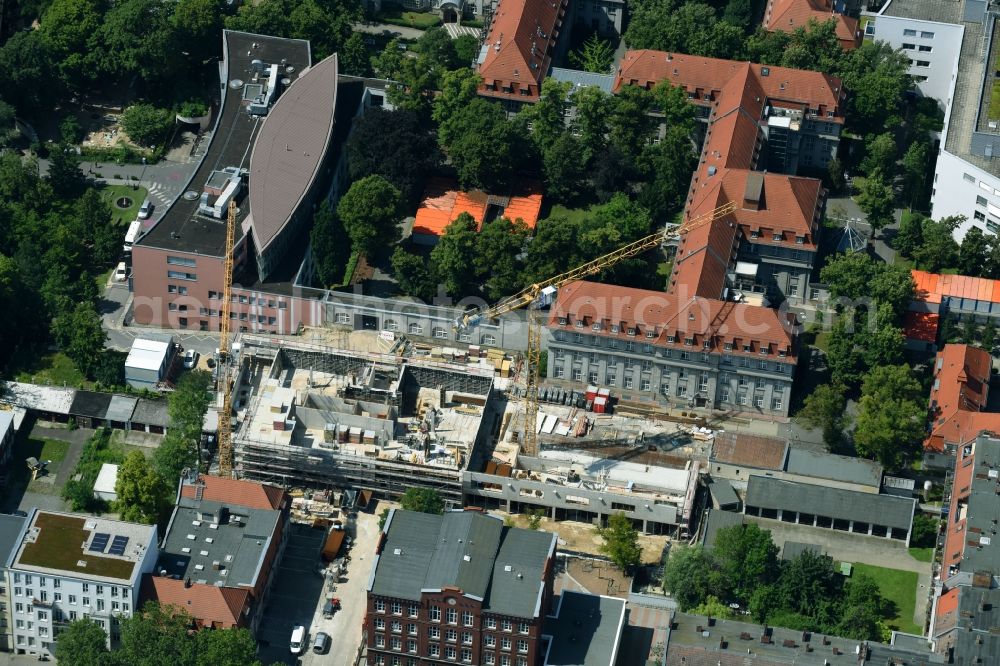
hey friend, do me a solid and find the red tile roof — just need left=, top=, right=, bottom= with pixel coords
left=711, top=432, right=788, bottom=470
left=141, top=575, right=251, bottom=629
left=912, top=269, right=1000, bottom=306
left=477, top=0, right=567, bottom=102
left=763, top=0, right=860, bottom=50
left=923, top=345, right=1000, bottom=453
left=180, top=474, right=287, bottom=511
left=549, top=280, right=797, bottom=362
left=904, top=311, right=939, bottom=344
left=613, top=50, right=845, bottom=120
left=412, top=177, right=542, bottom=239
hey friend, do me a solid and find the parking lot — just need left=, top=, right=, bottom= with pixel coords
left=256, top=508, right=382, bottom=665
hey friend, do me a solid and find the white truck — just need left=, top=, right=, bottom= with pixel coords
left=123, top=219, right=141, bottom=254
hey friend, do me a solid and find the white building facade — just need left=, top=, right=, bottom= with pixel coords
left=863, top=15, right=963, bottom=107
left=4, top=511, right=158, bottom=659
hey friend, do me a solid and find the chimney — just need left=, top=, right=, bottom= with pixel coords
left=743, top=173, right=764, bottom=212
left=185, top=577, right=192, bottom=588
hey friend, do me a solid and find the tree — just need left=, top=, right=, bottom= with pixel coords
left=0, top=31, right=61, bottom=114
left=431, top=213, right=479, bottom=298
left=170, top=0, right=225, bottom=65
left=378, top=507, right=390, bottom=529
left=521, top=78, right=570, bottom=155
left=337, top=175, right=402, bottom=258
left=47, top=147, right=85, bottom=199
left=415, top=27, right=459, bottom=71
left=346, top=108, right=440, bottom=207
left=624, top=0, right=742, bottom=59
left=910, top=513, right=939, bottom=548
left=54, top=301, right=106, bottom=378
left=712, top=524, right=779, bottom=605
left=154, top=370, right=210, bottom=483
left=836, top=574, right=889, bottom=641
left=820, top=251, right=914, bottom=315
left=120, top=104, right=174, bottom=148
left=391, top=247, right=437, bottom=301
left=894, top=211, right=924, bottom=258
left=475, top=217, right=528, bottom=301
left=310, top=202, right=350, bottom=288
left=959, top=226, right=989, bottom=277
left=98, top=0, right=173, bottom=82
left=570, top=85, right=611, bottom=166
left=902, top=141, right=930, bottom=207
left=596, top=512, right=642, bottom=572
left=116, top=602, right=196, bottom=666
left=453, top=34, right=480, bottom=65
left=193, top=625, right=260, bottom=666
left=662, top=545, right=718, bottom=610
left=854, top=365, right=925, bottom=468
left=340, top=32, right=371, bottom=77
left=638, top=126, right=697, bottom=220
left=55, top=618, right=110, bottom=666
left=855, top=169, right=895, bottom=237
left=838, top=41, right=912, bottom=136
left=400, top=487, right=444, bottom=514
left=569, top=33, right=616, bottom=73
left=826, top=317, right=863, bottom=389
left=983, top=321, right=997, bottom=351
left=860, top=132, right=896, bottom=178
left=525, top=215, right=579, bottom=283
left=115, top=450, right=168, bottom=524
left=689, top=596, right=734, bottom=620
left=439, top=99, right=528, bottom=190
left=797, top=383, right=847, bottom=450
left=543, top=133, right=587, bottom=203
left=39, top=0, right=104, bottom=87
left=913, top=216, right=961, bottom=272
left=432, top=68, right=481, bottom=142
left=857, top=302, right=904, bottom=369
left=608, top=85, right=655, bottom=160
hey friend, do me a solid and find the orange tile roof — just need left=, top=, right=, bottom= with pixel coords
left=141, top=575, right=251, bottom=629
left=912, top=269, right=1000, bottom=305
left=180, top=474, right=287, bottom=511
left=923, top=345, right=1000, bottom=452
left=613, top=50, right=845, bottom=119
left=477, top=0, right=567, bottom=102
left=763, top=0, right=861, bottom=50
left=412, top=177, right=542, bottom=238
left=549, top=280, right=797, bottom=362
left=903, top=311, right=939, bottom=344
left=711, top=432, right=788, bottom=470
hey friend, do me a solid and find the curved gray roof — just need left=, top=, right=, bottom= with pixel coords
left=248, top=53, right=339, bottom=254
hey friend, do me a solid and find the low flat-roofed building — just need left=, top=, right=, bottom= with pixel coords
left=0, top=382, right=74, bottom=423
left=541, top=591, right=626, bottom=666
left=710, top=433, right=883, bottom=493
left=130, top=398, right=169, bottom=434
left=68, top=390, right=113, bottom=429
left=6, top=509, right=159, bottom=658
left=150, top=474, right=289, bottom=633
left=124, top=335, right=176, bottom=390
left=699, top=508, right=744, bottom=549
left=744, top=475, right=916, bottom=543
left=707, top=477, right=740, bottom=511
left=93, top=464, right=119, bottom=502
left=664, top=609, right=943, bottom=665
left=0, top=513, right=27, bottom=651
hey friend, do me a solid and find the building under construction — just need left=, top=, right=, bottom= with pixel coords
left=231, top=336, right=700, bottom=535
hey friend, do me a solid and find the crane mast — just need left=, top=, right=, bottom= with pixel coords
left=456, top=202, right=737, bottom=456
left=217, top=199, right=237, bottom=477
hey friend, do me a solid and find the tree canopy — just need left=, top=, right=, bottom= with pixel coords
left=854, top=364, right=925, bottom=469
left=115, top=450, right=169, bottom=524
left=400, top=487, right=445, bottom=514
left=596, top=512, right=643, bottom=572
left=337, top=175, right=402, bottom=258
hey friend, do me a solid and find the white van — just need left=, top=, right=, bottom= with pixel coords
left=289, top=625, right=306, bottom=655
left=123, top=220, right=141, bottom=254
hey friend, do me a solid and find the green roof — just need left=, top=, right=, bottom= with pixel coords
left=17, top=513, right=137, bottom=581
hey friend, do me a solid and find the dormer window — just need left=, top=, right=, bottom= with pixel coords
left=772, top=233, right=782, bottom=242
left=558, top=317, right=568, bottom=326
left=795, top=236, right=805, bottom=245
left=759, top=345, right=769, bottom=355
left=574, top=319, right=584, bottom=328
left=592, top=322, right=602, bottom=331
left=750, top=230, right=760, bottom=239
left=724, top=342, right=733, bottom=351
left=668, top=334, right=676, bottom=343
left=703, top=339, right=712, bottom=350
left=778, top=349, right=787, bottom=358
left=645, top=330, right=656, bottom=339
left=743, top=344, right=752, bottom=352
left=627, top=328, right=637, bottom=337
left=685, top=337, right=694, bottom=346
left=611, top=323, right=620, bottom=333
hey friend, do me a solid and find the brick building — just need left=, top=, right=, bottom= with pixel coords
left=763, top=0, right=861, bottom=50
left=365, top=509, right=556, bottom=666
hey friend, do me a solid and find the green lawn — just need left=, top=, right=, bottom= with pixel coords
left=990, top=80, right=1000, bottom=121
left=908, top=547, right=934, bottom=563
left=377, top=8, right=441, bottom=29
left=100, top=184, right=148, bottom=226
left=547, top=204, right=594, bottom=225
left=31, top=438, right=70, bottom=463
left=852, top=563, right=921, bottom=634
left=13, top=351, right=86, bottom=387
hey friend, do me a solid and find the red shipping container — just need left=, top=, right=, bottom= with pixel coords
left=585, top=385, right=598, bottom=401
left=593, top=396, right=607, bottom=414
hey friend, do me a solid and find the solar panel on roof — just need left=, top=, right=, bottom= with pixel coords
left=89, top=533, right=110, bottom=552
left=108, top=535, right=129, bottom=556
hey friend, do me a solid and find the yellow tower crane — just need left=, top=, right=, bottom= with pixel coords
left=455, top=201, right=737, bottom=456
left=217, top=198, right=237, bottom=477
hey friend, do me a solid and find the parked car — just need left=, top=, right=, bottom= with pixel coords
left=312, top=631, right=331, bottom=654
left=137, top=199, right=153, bottom=219
left=289, top=625, right=306, bottom=655
left=114, top=262, right=128, bottom=282
left=183, top=349, right=199, bottom=369
left=322, top=597, right=341, bottom=619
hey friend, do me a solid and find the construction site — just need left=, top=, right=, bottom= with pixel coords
left=228, top=334, right=703, bottom=536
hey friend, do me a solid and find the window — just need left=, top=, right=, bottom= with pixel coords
left=462, top=611, right=473, bottom=627
left=408, top=640, right=417, bottom=653
left=518, top=622, right=529, bottom=634
left=788, top=283, right=799, bottom=297
left=462, top=631, right=473, bottom=645
left=517, top=640, right=528, bottom=653
left=166, top=271, right=197, bottom=281
left=976, top=211, right=987, bottom=221
left=501, top=637, right=512, bottom=650
left=485, top=653, right=496, bottom=665
left=486, top=617, right=497, bottom=630
left=392, top=637, right=402, bottom=651
left=391, top=601, right=402, bottom=615
left=375, top=599, right=386, bottom=613
left=605, top=372, right=616, bottom=387
left=446, top=608, right=458, bottom=624
left=336, top=313, right=350, bottom=324
left=978, top=195, right=988, bottom=207
left=754, top=392, right=765, bottom=408
left=376, top=634, right=386, bottom=648
left=462, top=648, right=473, bottom=663
left=68, top=596, right=76, bottom=605
left=433, top=327, right=448, bottom=339
left=408, top=323, right=422, bottom=335
left=429, top=626, right=441, bottom=639
left=430, top=606, right=441, bottom=622
left=446, top=646, right=457, bottom=660
left=588, top=370, right=598, bottom=384
left=641, top=377, right=651, bottom=391
left=677, top=384, right=688, bottom=398
left=965, top=173, right=977, bottom=183
left=446, top=629, right=458, bottom=643
left=430, top=644, right=441, bottom=658
left=392, top=621, right=402, bottom=633
left=920, top=31, right=934, bottom=38
left=501, top=619, right=512, bottom=632
left=903, top=29, right=917, bottom=36
left=624, top=376, right=633, bottom=389
left=572, top=368, right=583, bottom=381
left=167, top=256, right=196, bottom=267
left=408, top=623, right=417, bottom=635
left=759, top=360, right=769, bottom=370
left=554, top=365, right=565, bottom=378
left=772, top=233, right=782, bottom=242
left=385, top=319, right=398, bottom=331
left=772, top=396, right=783, bottom=411
left=721, top=387, right=731, bottom=402
left=918, top=44, right=932, bottom=52
left=501, top=658, right=511, bottom=666
left=915, top=60, right=930, bottom=67
left=375, top=618, right=385, bottom=630
left=483, top=334, right=496, bottom=346
left=901, top=42, right=915, bottom=49
left=83, top=598, right=90, bottom=607
left=486, top=634, right=496, bottom=647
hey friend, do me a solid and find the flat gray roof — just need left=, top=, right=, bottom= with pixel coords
left=781, top=541, right=821, bottom=561
left=106, top=395, right=138, bottom=423
left=158, top=499, right=279, bottom=587
left=745, top=476, right=916, bottom=531
left=370, top=510, right=555, bottom=619
left=132, top=399, right=169, bottom=428
left=707, top=478, right=740, bottom=509
left=543, top=591, right=625, bottom=666
left=699, top=508, right=743, bottom=549
left=784, top=448, right=882, bottom=488
left=957, top=434, right=1000, bottom=574
left=549, top=67, right=615, bottom=93
left=0, top=514, right=27, bottom=568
